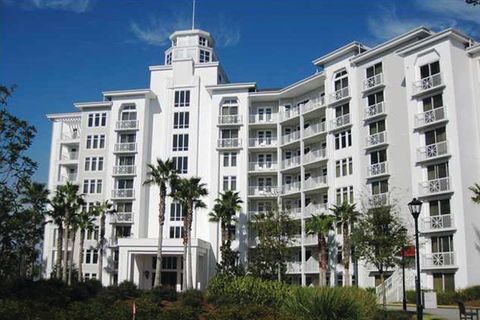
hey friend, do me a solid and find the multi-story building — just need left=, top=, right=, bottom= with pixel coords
left=43, top=26, right=480, bottom=297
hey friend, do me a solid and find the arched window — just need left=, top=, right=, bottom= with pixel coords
left=120, top=105, right=137, bottom=121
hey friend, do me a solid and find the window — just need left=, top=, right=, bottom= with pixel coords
left=116, top=202, right=132, bottom=213
left=86, top=226, right=99, bottom=240
left=427, top=162, right=449, bottom=180
left=367, top=91, right=384, bottom=106
left=371, top=180, right=388, bottom=195
left=172, top=156, right=188, bottom=174
left=170, top=226, right=183, bottom=239
left=115, top=225, right=131, bottom=238
left=223, top=152, right=237, bottom=167
left=370, top=149, right=387, bottom=164
left=84, top=157, right=104, bottom=171
left=429, top=199, right=450, bottom=216
left=199, top=49, right=210, bottom=63
left=174, top=90, right=190, bottom=107
left=119, top=133, right=135, bottom=143
left=334, top=130, right=352, bottom=150
left=425, top=127, right=446, bottom=145
left=420, top=61, right=440, bottom=79
left=86, top=135, right=105, bottom=149
left=87, top=113, right=107, bottom=127
left=422, top=94, right=443, bottom=112
left=117, top=156, right=135, bottom=166
left=334, top=70, right=348, bottom=92
left=116, top=179, right=134, bottom=190
left=120, top=105, right=137, bottom=121
left=172, top=134, right=189, bottom=151
left=85, top=249, right=98, bottom=264
left=335, top=157, right=353, bottom=177
left=431, top=235, right=453, bottom=253
left=366, top=62, right=382, bottom=78
left=199, top=36, right=207, bottom=46
left=166, top=52, right=172, bottom=65
left=162, top=256, right=178, bottom=270
left=222, top=129, right=239, bottom=139
left=335, top=103, right=350, bottom=118
left=173, top=112, right=190, bottom=129
left=84, top=273, right=97, bottom=280
left=336, top=186, right=354, bottom=204
left=337, top=246, right=343, bottom=264
left=369, top=120, right=386, bottom=135
left=170, top=203, right=184, bottom=221
left=83, top=179, right=103, bottom=194
left=223, top=176, right=237, bottom=191
left=433, top=273, right=455, bottom=292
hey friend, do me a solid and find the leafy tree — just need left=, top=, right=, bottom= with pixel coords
left=172, top=177, right=208, bottom=290
left=76, top=208, right=97, bottom=282
left=469, top=183, right=480, bottom=204
left=248, top=207, right=297, bottom=281
left=352, top=202, right=408, bottom=307
left=331, top=202, right=358, bottom=286
left=466, top=0, right=480, bottom=6
left=144, top=158, right=178, bottom=287
left=92, top=200, right=115, bottom=283
left=306, top=214, right=335, bottom=287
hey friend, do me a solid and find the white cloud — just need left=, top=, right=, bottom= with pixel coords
left=367, top=5, right=423, bottom=41
left=1, top=0, right=92, bottom=12
left=130, top=16, right=190, bottom=46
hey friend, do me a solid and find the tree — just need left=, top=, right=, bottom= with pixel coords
left=92, top=200, right=115, bottom=283
left=331, top=202, right=358, bottom=286
left=352, top=202, right=408, bottom=307
left=76, top=208, right=96, bottom=282
left=469, top=183, right=480, bottom=204
left=306, top=214, right=335, bottom=287
left=144, top=158, right=178, bottom=287
left=209, top=191, right=243, bottom=275
left=248, top=207, right=297, bottom=281
left=48, top=188, right=67, bottom=279
left=466, top=0, right=480, bottom=6
left=172, top=177, right=208, bottom=290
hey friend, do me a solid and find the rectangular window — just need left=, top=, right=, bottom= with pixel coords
left=173, top=112, right=190, bottom=129
left=420, top=61, right=440, bottom=79
left=335, top=157, right=353, bottom=177
left=174, top=90, right=190, bottom=107
left=371, top=180, right=388, bottom=195
left=83, top=179, right=103, bottom=194
left=170, top=203, right=183, bottom=221
left=172, top=156, right=188, bottom=174
left=366, top=62, right=382, bottom=78
left=199, top=49, right=210, bottom=63
left=223, top=152, right=237, bottom=167
left=87, top=113, right=107, bottom=127
left=169, top=226, right=183, bottom=239
left=84, top=157, right=104, bottom=171
left=223, top=176, right=229, bottom=191
left=336, top=186, right=354, bottom=204
left=85, top=249, right=98, bottom=264
left=334, top=130, right=352, bottom=150
left=369, top=120, right=386, bottom=135
left=173, top=134, right=189, bottom=151
left=86, top=135, right=105, bottom=149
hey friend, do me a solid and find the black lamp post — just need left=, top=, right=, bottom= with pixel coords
left=408, top=198, right=423, bottom=320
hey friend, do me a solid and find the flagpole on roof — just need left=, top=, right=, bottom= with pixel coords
left=192, top=0, right=196, bottom=30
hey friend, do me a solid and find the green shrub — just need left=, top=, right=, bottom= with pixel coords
left=406, top=290, right=416, bottom=304
left=436, top=290, right=459, bottom=305
left=147, top=286, right=178, bottom=302
left=460, top=286, right=480, bottom=301
left=208, top=304, right=291, bottom=320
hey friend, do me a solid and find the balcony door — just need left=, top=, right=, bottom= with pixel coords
left=121, top=105, right=137, bottom=121
left=431, top=235, right=453, bottom=253
left=258, top=107, right=272, bottom=122
left=425, top=127, right=446, bottom=146
left=257, top=130, right=272, bottom=145
left=258, top=177, right=272, bottom=192
left=420, top=61, right=440, bottom=79
left=422, top=94, right=443, bottom=112
left=257, top=154, right=272, bottom=169
left=427, top=163, right=449, bottom=180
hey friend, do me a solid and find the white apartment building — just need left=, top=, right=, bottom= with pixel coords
left=43, top=26, right=480, bottom=296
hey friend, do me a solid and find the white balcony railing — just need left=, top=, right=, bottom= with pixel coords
left=218, top=115, right=242, bottom=125
left=61, top=131, right=80, bottom=141
left=330, top=87, right=349, bottom=102
left=114, top=142, right=137, bottom=152
left=60, top=152, right=79, bottom=161
left=281, top=106, right=300, bottom=120
left=111, top=189, right=135, bottom=199
left=422, top=214, right=454, bottom=232
left=112, top=212, right=133, bottom=223
left=413, top=73, right=443, bottom=95
left=417, top=141, right=449, bottom=161
left=365, top=131, right=387, bottom=148
left=282, top=131, right=300, bottom=144
left=113, top=165, right=136, bottom=175
left=217, top=138, right=241, bottom=148
left=363, top=73, right=383, bottom=91
left=248, top=161, right=277, bottom=172
left=415, top=107, right=446, bottom=127
left=304, top=234, right=318, bottom=245
left=330, top=114, right=350, bottom=130
left=304, top=176, right=327, bottom=190
left=304, top=148, right=327, bottom=164
left=287, top=261, right=302, bottom=273
left=304, top=203, right=329, bottom=217
left=420, top=177, right=451, bottom=196
left=282, top=181, right=301, bottom=194
left=369, top=193, right=389, bottom=207
left=116, top=120, right=139, bottom=130
left=422, top=252, right=455, bottom=269
left=249, top=137, right=277, bottom=147
left=304, top=122, right=326, bottom=138
left=302, top=96, right=326, bottom=114
left=282, top=156, right=301, bottom=169
left=58, top=173, right=78, bottom=183
left=367, top=162, right=388, bottom=177
left=364, top=102, right=385, bottom=120
left=286, top=207, right=302, bottom=219
left=248, top=114, right=277, bottom=124
left=248, top=186, right=277, bottom=197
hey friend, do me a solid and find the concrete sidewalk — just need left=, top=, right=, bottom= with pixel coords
left=388, top=304, right=459, bottom=320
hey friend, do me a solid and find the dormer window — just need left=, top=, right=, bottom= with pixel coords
left=199, top=49, right=210, bottom=63
left=199, top=36, right=207, bottom=47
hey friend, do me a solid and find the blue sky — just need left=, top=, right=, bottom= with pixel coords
left=1, top=0, right=479, bottom=183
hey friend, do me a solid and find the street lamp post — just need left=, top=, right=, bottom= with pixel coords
left=400, top=227, right=407, bottom=312
left=408, top=198, right=423, bottom=320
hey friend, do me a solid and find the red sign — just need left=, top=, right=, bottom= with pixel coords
left=400, top=246, right=416, bottom=258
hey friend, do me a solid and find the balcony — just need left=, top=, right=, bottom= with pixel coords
left=368, top=193, right=389, bottom=207
left=248, top=186, right=278, bottom=197
left=60, top=152, right=79, bottom=161
left=363, top=73, right=384, bottom=91
left=217, top=138, right=241, bottom=149
left=414, top=107, right=447, bottom=128
left=282, top=156, right=301, bottom=170
left=412, top=73, right=443, bottom=95
left=113, top=165, right=136, bottom=175
left=330, top=87, right=349, bottom=103
left=111, top=212, right=133, bottom=223
left=367, top=162, right=388, bottom=178
left=364, top=102, right=385, bottom=120
left=422, top=214, right=454, bottom=233
left=422, top=252, right=456, bottom=269
left=249, top=137, right=277, bottom=148
left=282, top=181, right=301, bottom=194
left=286, top=207, right=302, bottom=219
left=365, top=132, right=387, bottom=148
left=248, top=161, right=278, bottom=172
left=304, top=148, right=327, bottom=164
left=330, top=114, right=350, bottom=131
left=281, top=106, right=300, bottom=121
left=58, top=173, right=78, bottom=184
left=304, top=203, right=329, bottom=218
left=249, top=114, right=277, bottom=124
left=111, top=189, right=135, bottom=199
left=303, top=176, right=328, bottom=191
left=304, top=234, right=318, bottom=246
left=419, top=177, right=451, bottom=196
left=281, top=131, right=300, bottom=145
left=286, top=261, right=302, bottom=273
left=61, top=131, right=80, bottom=142
left=302, top=97, right=326, bottom=114
left=116, top=120, right=139, bottom=130
left=218, top=115, right=242, bottom=125
left=304, top=122, right=327, bottom=138
left=114, top=142, right=137, bottom=153
left=417, top=141, right=449, bottom=162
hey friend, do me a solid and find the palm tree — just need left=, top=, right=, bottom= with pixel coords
left=469, top=183, right=480, bottom=204
left=143, top=158, right=178, bottom=288
left=306, top=214, right=335, bottom=287
left=49, top=187, right=68, bottom=279
left=331, top=201, right=358, bottom=287
left=172, top=177, right=208, bottom=290
left=92, top=200, right=115, bottom=283
left=76, top=209, right=96, bottom=282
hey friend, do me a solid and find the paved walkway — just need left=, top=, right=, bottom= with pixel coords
left=388, top=305, right=459, bottom=320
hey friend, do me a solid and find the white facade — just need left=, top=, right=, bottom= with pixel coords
left=43, top=27, right=480, bottom=295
